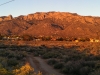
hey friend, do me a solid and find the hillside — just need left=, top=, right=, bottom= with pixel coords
left=0, top=12, right=100, bottom=38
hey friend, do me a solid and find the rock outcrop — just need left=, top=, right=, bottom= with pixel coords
left=0, top=15, right=13, bottom=21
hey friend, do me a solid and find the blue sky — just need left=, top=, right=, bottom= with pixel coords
left=0, top=0, right=100, bottom=17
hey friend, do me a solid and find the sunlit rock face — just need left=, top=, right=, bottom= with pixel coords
left=0, top=12, right=100, bottom=38
left=0, top=15, right=13, bottom=21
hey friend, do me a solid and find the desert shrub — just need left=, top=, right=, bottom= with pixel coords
left=0, top=64, right=13, bottom=75
left=64, top=54, right=82, bottom=62
left=27, top=49, right=34, bottom=52
left=61, top=61, right=83, bottom=75
left=32, top=48, right=45, bottom=56
left=37, top=50, right=46, bottom=56
left=42, top=53, right=51, bottom=59
left=73, top=61, right=83, bottom=73
left=8, top=53, right=15, bottom=58
left=82, top=61, right=96, bottom=68
left=61, top=61, right=74, bottom=74
left=64, top=56, right=71, bottom=62
left=71, top=54, right=82, bottom=61
left=54, top=63, right=64, bottom=69
left=83, top=55, right=93, bottom=61
left=13, top=63, right=34, bottom=75
left=42, top=52, right=59, bottom=59
left=33, top=52, right=39, bottom=56
left=95, top=62, right=100, bottom=69
left=15, top=54, right=24, bottom=60
left=47, top=59, right=58, bottom=65
left=61, top=66, right=78, bottom=74
left=89, top=68, right=100, bottom=75
left=79, top=66, right=91, bottom=75
left=0, top=50, right=8, bottom=57
left=7, top=58, right=18, bottom=67
left=94, top=55, right=100, bottom=60
left=61, top=67, right=69, bottom=74
left=13, top=63, right=42, bottom=75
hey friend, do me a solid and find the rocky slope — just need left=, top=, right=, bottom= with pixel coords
left=0, top=12, right=100, bottom=38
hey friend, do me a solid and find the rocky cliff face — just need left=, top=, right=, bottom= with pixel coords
left=0, top=15, right=13, bottom=21
left=17, top=12, right=100, bottom=24
left=0, top=12, right=100, bottom=38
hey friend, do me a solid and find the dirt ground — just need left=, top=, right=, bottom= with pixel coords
left=27, top=55, right=64, bottom=75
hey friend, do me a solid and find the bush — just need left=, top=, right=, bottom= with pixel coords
left=89, top=68, right=100, bottom=75
left=83, top=61, right=96, bottom=68
left=0, top=68, right=13, bottom=75
left=42, top=52, right=59, bottom=59
left=13, top=63, right=42, bottom=75
left=79, top=66, right=91, bottom=75
left=61, top=67, right=68, bottom=74
left=61, top=61, right=83, bottom=74
left=95, top=63, right=100, bottom=69
left=16, top=55, right=24, bottom=60
left=47, top=59, right=58, bottom=65
left=63, top=56, right=70, bottom=62
left=54, top=63, right=64, bottom=69
left=33, top=52, right=39, bottom=56
left=7, top=58, right=18, bottom=67
left=8, top=53, right=15, bottom=58
left=38, top=50, right=46, bottom=56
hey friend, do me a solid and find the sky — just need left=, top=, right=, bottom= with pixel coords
left=0, top=0, right=100, bottom=17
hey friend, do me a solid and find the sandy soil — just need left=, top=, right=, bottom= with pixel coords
left=28, top=55, right=64, bottom=75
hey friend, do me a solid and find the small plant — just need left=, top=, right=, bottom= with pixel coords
left=13, top=63, right=42, bottom=75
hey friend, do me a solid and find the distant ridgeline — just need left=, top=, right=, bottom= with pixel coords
left=0, top=12, right=100, bottom=38
left=0, top=12, right=71, bottom=21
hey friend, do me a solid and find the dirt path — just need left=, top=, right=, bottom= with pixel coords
left=28, top=55, right=63, bottom=75
left=28, top=57, right=39, bottom=73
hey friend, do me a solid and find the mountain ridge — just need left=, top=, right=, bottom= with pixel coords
left=0, top=12, right=100, bottom=38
